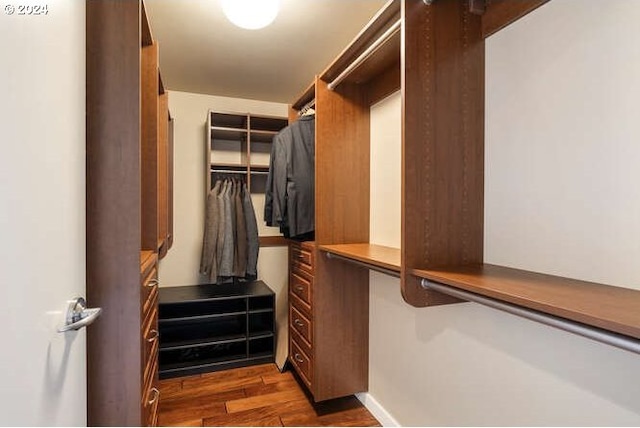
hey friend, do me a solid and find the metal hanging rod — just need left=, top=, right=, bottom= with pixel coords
left=299, top=98, right=316, bottom=115
left=325, top=251, right=401, bottom=278
left=420, top=279, right=640, bottom=355
left=327, top=18, right=402, bottom=91
left=210, top=169, right=246, bottom=174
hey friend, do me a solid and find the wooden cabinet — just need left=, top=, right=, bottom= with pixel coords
left=86, top=0, right=173, bottom=425
left=206, top=111, right=288, bottom=194
left=158, top=281, right=276, bottom=379
left=288, top=241, right=314, bottom=389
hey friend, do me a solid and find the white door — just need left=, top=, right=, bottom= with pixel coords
left=0, top=1, right=87, bottom=425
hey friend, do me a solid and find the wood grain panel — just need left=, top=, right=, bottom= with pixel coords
left=313, top=252, right=369, bottom=401
left=318, top=243, right=400, bottom=272
left=482, top=0, right=550, bottom=38
left=315, top=78, right=370, bottom=245
left=86, top=0, right=143, bottom=425
left=414, top=264, right=640, bottom=339
left=367, top=63, right=401, bottom=107
left=291, top=81, right=316, bottom=112
left=168, top=116, right=174, bottom=250
left=158, top=91, right=169, bottom=258
left=401, top=0, right=484, bottom=307
left=141, top=42, right=159, bottom=252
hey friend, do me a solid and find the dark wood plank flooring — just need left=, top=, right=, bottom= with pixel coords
left=158, top=364, right=381, bottom=427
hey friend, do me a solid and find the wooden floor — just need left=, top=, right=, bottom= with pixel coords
left=158, top=363, right=381, bottom=427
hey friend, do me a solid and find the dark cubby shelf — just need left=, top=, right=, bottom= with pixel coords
left=158, top=281, right=275, bottom=379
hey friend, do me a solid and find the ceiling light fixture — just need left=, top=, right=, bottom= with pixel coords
left=220, top=0, right=280, bottom=30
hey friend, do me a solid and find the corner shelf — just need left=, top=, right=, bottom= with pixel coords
left=158, top=281, right=275, bottom=379
left=319, top=243, right=401, bottom=277
left=412, top=264, right=640, bottom=340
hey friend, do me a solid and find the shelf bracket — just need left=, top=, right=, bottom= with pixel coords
left=420, top=279, right=640, bottom=355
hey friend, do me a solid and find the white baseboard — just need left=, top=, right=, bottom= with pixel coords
left=356, top=392, right=400, bottom=427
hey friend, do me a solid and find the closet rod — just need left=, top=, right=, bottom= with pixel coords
left=420, top=279, right=640, bottom=355
left=327, top=18, right=401, bottom=91
left=299, top=98, right=316, bottom=115
left=325, top=251, right=401, bottom=278
left=210, top=169, right=247, bottom=174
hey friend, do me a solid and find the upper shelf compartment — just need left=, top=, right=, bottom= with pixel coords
left=320, top=0, right=400, bottom=90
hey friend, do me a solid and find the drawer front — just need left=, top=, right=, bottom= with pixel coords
left=142, top=266, right=159, bottom=316
left=290, top=304, right=312, bottom=344
left=290, top=325, right=312, bottom=357
left=290, top=337, right=312, bottom=387
left=289, top=291, right=311, bottom=319
left=142, top=301, right=159, bottom=389
left=290, top=272, right=311, bottom=306
left=291, top=244, right=313, bottom=275
left=142, top=374, right=160, bottom=427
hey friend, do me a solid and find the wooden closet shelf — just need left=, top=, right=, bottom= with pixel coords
left=210, top=127, right=247, bottom=140
left=321, top=0, right=400, bottom=87
left=412, top=264, right=640, bottom=340
left=319, top=243, right=401, bottom=275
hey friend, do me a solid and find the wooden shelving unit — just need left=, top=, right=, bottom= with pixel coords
left=319, top=244, right=400, bottom=276
left=206, top=111, right=288, bottom=195
left=158, top=281, right=276, bottom=379
left=413, top=264, right=640, bottom=340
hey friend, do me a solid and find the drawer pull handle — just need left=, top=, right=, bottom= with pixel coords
left=294, top=353, right=305, bottom=363
left=146, top=279, right=159, bottom=288
left=295, top=285, right=304, bottom=292
left=294, top=319, right=304, bottom=328
left=147, top=329, right=159, bottom=343
left=147, top=387, right=160, bottom=405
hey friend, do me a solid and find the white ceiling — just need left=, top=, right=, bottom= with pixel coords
left=145, top=0, right=387, bottom=104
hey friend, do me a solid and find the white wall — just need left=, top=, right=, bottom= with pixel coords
left=160, top=90, right=288, bottom=286
left=160, top=90, right=290, bottom=366
left=366, top=1, right=640, bottom=425
left=0, top=1, right=87, bottom=425
left=370, top=92, right=402, bottom=249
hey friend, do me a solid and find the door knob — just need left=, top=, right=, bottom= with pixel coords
left=58, top=297, right=102, bottom=333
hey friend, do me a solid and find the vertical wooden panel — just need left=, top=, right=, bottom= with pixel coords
left=141, top=43, right=159, bottom=252
left=313, top=252, right=369, bottom=401
left=401, top=0, right=484, bottom=306
left=158, top=91, right=169, bottom=258
left=86, top=0, right=142, bottom=425
left=314, top=78, right=370, bottom=245
left=168, top=115, right=174, bottom=250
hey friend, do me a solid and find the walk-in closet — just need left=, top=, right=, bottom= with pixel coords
left=73, top=0, right=640, bottom=426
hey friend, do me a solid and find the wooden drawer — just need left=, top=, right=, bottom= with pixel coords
left=142, top=307, right=158, bottom=386
left=290, top=338, right=312, bottom=387
left=290, top=304, right=312, bottom=344
left=290, top=325, right=312, bottom=356
left=142, top=374, right=160, bottom=427
left=142, top=266, right=159, bottom=316
left=289, top=290, right=311, bottom=319
left=291, top=244, right=313, bottom=275
left=290, top=272, right=311, bottom=306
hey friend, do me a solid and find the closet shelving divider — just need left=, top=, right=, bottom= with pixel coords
left=287, top=0, right=640, bottom=402
left=206, top=111, right=288, bottom=196
left=86, top=0, right=173, bottom=424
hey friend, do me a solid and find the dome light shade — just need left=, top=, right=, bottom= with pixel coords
left=220, top=0, right=280, bottom=30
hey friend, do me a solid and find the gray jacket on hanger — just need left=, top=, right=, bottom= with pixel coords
left=264, top=115, right=315, bottom=237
